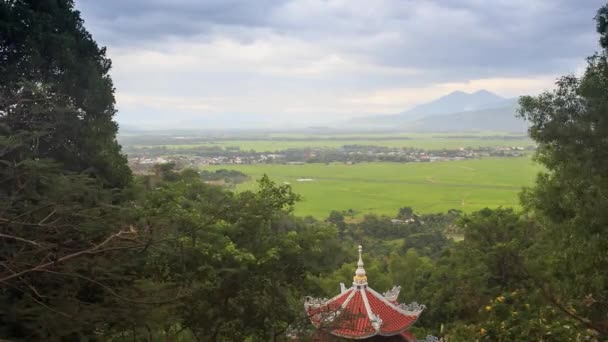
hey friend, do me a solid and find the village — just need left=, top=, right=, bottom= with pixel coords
left=127, top=145, right=533, bottom=173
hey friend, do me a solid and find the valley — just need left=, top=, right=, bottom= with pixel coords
left=203, top=157, right=540, bottom=218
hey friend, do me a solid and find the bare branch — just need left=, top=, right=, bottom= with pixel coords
left=0, top=217, right=74, bottom=229
left=0, top=230, right=130, bottom=283
left=38, top=209, right=57, bottom=225
left=37, top=269, right=190, bottom=305
left=0, top=233, right=47, bottom=247
left=11, top=203, right=54, bottom=220
left=0, top=280, right=72, bottom=318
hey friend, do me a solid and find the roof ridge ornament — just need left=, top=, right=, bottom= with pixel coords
left=353, top=245, right=368, bottom=286
left=370, top=313, right=383, bottom=331
left=383, top=286, right=401, bottom=302
left=398, top=301, right=426, bottom=313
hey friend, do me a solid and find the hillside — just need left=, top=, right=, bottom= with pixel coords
left=407, top=101, right=527, bottom=132
left=350, top=90, right=526, bottom=132
left=399, top=89, right=507, bottom=119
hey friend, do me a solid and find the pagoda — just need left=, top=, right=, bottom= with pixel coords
left=304, top=246, right=426, bottom=341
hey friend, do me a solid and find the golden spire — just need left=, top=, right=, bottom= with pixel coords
left=353, top=245, right=368, bottom=285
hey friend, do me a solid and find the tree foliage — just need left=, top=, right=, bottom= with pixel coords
left=517, top=4, right=608, bottom=335
left=0, top=0, right=131, bottom=187
left=131, top=170, right=346, bottom=340
left=0, top=1, right=139, bottom=339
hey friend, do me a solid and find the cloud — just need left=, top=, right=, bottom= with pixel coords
left=75, top=0, right=606, bottom=128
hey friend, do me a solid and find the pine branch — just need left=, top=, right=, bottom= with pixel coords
left=0, top=233, right=46, bottom=247
left=0, top=230, right=130, bottom=283
left=37, top=269, right=190, bottom=305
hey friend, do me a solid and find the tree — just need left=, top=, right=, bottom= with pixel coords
left=327, top=210, right=347, bottom=236
left=517, top=4, right=608, bottom=336
left=459, top=208, right=536, bottom=289
left=388, top=249, right=432, bottom=303
left=140, top=175, right=345, bottom=340
left=402, top=230, right=447, bottom=258
left=0, top=168, right=146, bottom=339
left=412, top=208, right=541, bottom=338
left=396, top=206, right=414, bottom=220
left=0, top=0, right=131, bottom=187
left=0, top=1, right=144, bottom=339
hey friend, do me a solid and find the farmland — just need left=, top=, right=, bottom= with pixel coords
left=204, top=157, right=541, bottom=218
left=121, top=132, right=534, bottom=151
left=161, top=137, right=532, bottom=151
left=123, top=130, right=540, bottom=218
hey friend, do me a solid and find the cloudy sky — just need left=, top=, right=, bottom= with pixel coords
left=77, top=0, right=605, bottom=129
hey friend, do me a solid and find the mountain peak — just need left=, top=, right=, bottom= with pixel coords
left=446, top=90, right=468, bottom=96
left=399, top=89, right=507, bottom=119
left=471, top=89, right=501, bottom=97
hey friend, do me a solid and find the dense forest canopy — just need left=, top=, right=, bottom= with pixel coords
left=1, top=0, right=608, bottom=341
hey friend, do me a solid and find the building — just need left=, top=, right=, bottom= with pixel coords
left=304, top=246, right=430, bottom=341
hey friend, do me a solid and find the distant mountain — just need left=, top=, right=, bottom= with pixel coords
left=398, top=90, right=507, bottom=120
left=348, top=90, right=526, bottom=132
left=355, top=90, right=509, bottom=124
left=407, top=101, right=527, bottom=132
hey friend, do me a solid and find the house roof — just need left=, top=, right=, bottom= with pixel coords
left=304, top=246, right=425, bottom=340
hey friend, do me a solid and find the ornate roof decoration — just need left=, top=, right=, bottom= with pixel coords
left=383, top=286, right=401, bottom=303
left=399, top=302, right=425, bottom=313
left=304, top=246, right=426, bottom=340
left=353, top=245, right=368, bottom=286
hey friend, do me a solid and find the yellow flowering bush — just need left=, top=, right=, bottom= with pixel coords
left=472, top=290, right=598, bottom=341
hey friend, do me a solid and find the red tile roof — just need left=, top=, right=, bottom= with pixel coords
left=305, top=286, right=423, bottom=339
left=304, top=246, right=424, bottom=340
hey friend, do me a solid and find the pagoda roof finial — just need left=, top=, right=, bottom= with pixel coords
left=353, top=245, right=368, bottom=286
left=304, top=244, right=426, bottom=340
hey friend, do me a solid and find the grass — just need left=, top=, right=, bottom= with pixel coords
left=162, top=138, right=532, bottom=151
left=131, top=132, right=534, bottom=152
left=203, top=157, right=541, bottom=218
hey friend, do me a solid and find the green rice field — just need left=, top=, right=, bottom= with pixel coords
left=164, top=138, right=532, bottom=151
left=203, top=157, right=541, bottom=218
left=128, top=132, right=534, bottom=151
